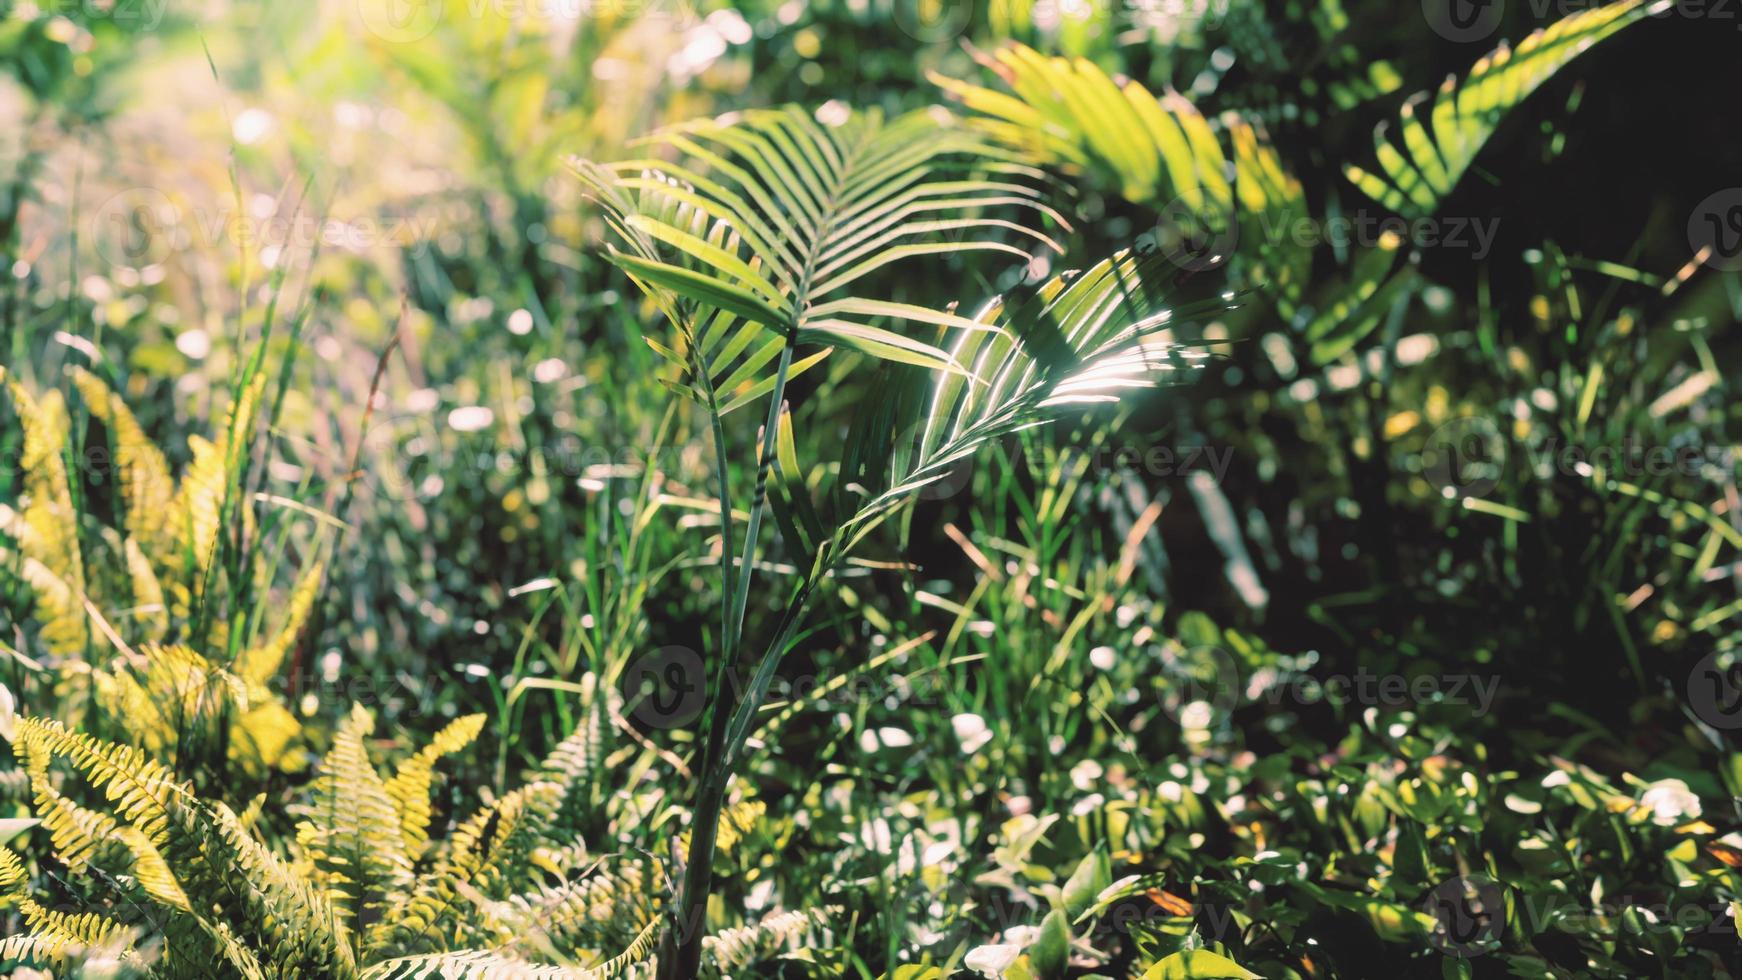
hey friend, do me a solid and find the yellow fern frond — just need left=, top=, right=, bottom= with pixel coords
left=234, top=559, right=324, bottom=685
left=2, top=371, right=88, bottom=654
left=369, top=782, right=564, bottom=957
left=172, top=373, right=267, bottom=577
left=114, top=824, right=192, bottom=911
left=16, top=729, right=123, bottom=872
left=19, top=894, right=132, bottom=954
left=0, top=842, right=27, bottom=895
left=15, top=715, right=186, bottom=844
left=383, top=713, right=487, bottom=857
left=359, top=949, right=597, bottom=979
left=123, top=535, right=169, bottom=639
left=296, top=704, right=414, bottom=924
left=68, top=367, right=175, bottom=557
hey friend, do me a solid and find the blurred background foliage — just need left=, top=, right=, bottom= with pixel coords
left=3, top=0, right=1742, bottom=975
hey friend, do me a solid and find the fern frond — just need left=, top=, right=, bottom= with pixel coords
left=171, top=373, right=266, bottom=581
left=296, top=704, right=415, bottom=926
left=0, top=841, right=27, bottom=895
left=2, top=370, right=89, bottom=654
left=360, top=949, right=600, bottom=979
left=703, top=907, right=833, bottom=973
left=369, top=782, right=564, bottom=957
left=383, top=712, right=487, bottom=857
left=122, top=536, right=169, bottom=639
left=1345, top=0, right=1666, bottom=219
left=495, top=862, right=654, bottom=957
left=18, top=894, right=133, bottom=952
left=15, top=716, right=184, bottom=844
left=68, top=367, right=175, bottom=558
left=233, top=559, right=324, bottom=685
left=161, top=797, right=357, bottom=978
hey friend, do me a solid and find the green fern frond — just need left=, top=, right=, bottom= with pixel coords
left=360, top=949, right=602, bottom=979
left=383, top=712, right=487, bottom=857
left=160, top=796, right=357, bottom=978
left=702, top=907, right=833, bottom=973
left=369, top=782, right=565, bottom=957
left=495, top=862, right=654, bottom=956
left=1345, top=0, right=1666, bottom=219
left=296, top=704, right=415, bottom=926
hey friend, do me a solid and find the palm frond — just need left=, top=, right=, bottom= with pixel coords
left=1345, top=0, right=1665, bottom=218
left=570, top=104, right=1065, bottom=387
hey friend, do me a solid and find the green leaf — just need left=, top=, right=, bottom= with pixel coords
left=1030, top=909, right=1071, bottom=980
left=1143, top=949, right=1262, bottom=980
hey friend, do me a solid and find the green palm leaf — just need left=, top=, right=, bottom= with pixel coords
left=1345, top=0, right=1667, bottom=219
left=932, top=44, right=1309, bottom=310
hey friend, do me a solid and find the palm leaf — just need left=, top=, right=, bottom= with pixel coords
left=932, top=44, right=1307, bottom=309
left=1345, top=0, right=1666, bottom=219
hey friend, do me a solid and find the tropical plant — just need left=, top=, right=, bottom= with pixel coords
left=570, top=100, right=1240, bottom=973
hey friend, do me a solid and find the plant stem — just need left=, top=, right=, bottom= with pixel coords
left=661, top=337, right=795, bottom=979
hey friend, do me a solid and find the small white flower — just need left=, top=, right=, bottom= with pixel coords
left=952, top=713, right=993, bottom=755
left=447, top=406, right=494, bottom=432
left=1639, top=778, right=1700, bottom=827
left=964, top=943, right=1021, bottom=977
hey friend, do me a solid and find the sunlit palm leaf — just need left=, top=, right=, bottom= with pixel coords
left=933, top=44, right=1307, bottom=311
left=1345, top=0, right=1666, bottom=219
left=571, top=104, right=1066, bottom=382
